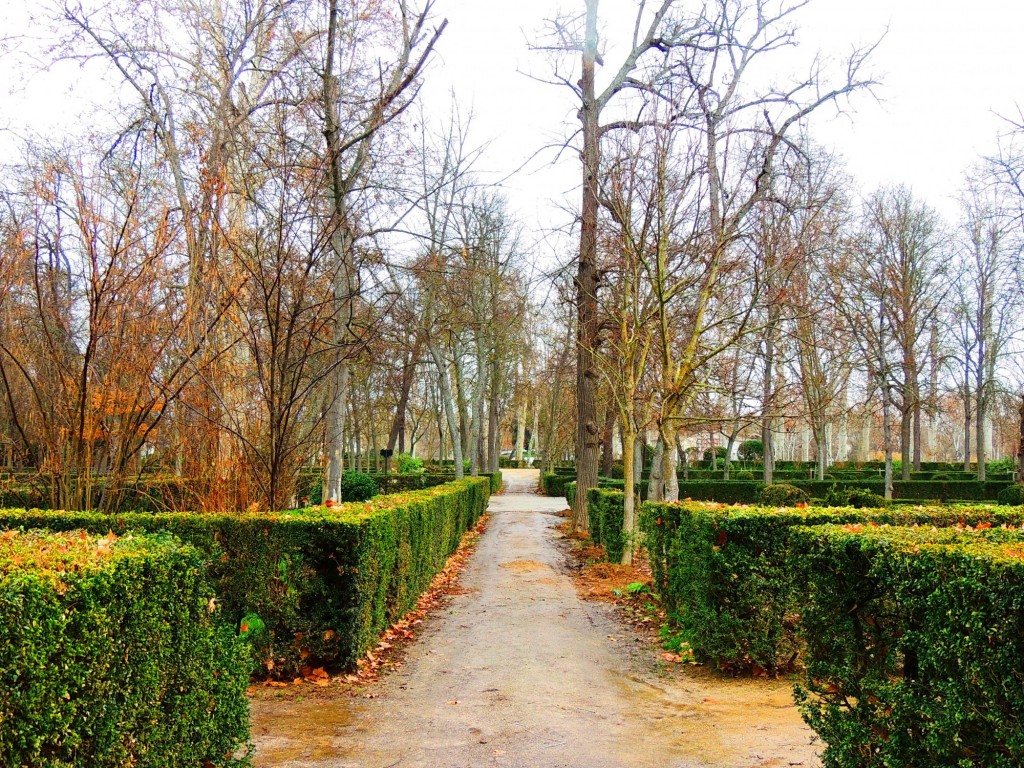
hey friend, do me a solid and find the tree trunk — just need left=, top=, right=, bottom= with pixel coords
left=428, top=340, right=464, bottom=478
left=621, top=427, right=637, bottom=565
left=912, top=389, right=922, bottom=470
left=882, top=383, right=894, bottom=499
left=514, top=396, right=527, bottom=462
left=963, top=389, right=972, bottom=472
left=661, top=420, right=679, bottom=502
left=647, top=438, right=664, bottom=502
left=387, top=341, right=420, bottom=453
left=600, top=406, right=616, bottom=476
left=900, top=404, right=912, bottom=481
left=572, top=0, right=601, bottom=533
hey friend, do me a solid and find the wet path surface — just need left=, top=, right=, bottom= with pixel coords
left=251, top=469, right=820, bottom=767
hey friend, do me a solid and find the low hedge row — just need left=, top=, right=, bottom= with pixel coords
left=671, top=479, right=1013, bottom=503
left=0, top=478, right=491, bottom=677
left=640, top=500, right=1024, bottom=673
left=542, top=473, right=571, bottom=497
left=793, top=525, right=1024, bottom=767
left=0, top=531, right=251, bottom=766
left=586, top=489, right=627, bottom=562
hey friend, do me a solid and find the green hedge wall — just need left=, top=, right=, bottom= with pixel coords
left=542, top=473, right=571, bottom=497
left=586, top=489, right=627, bottom=562
left=0, top=531, right=251, bottom=767
left=0, top=478, right=490, bottom=676
left=640, top=500, right=1024, bottom=673
left=670, top=479, right=1012, bottom=504
left=792, top=525, right=1024, bottom=767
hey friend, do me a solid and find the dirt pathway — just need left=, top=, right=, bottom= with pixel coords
left=251, top=469, right=820, bottom=767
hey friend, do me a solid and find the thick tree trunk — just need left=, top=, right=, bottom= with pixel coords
left=912, top=391, right=922, bottom=470
left=514, top=396, right=527, bottom=462
left=900, top=404, right=912, bottom=481
left=572, top=0, right=601, bottom=533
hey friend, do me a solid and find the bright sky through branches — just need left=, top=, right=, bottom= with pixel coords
left=2, top=0, right=1020, bottom=240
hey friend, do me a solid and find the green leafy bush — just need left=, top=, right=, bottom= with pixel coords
left=542, top=473, right=571, bottom=497
left=738, top=439, right=763, bottom=461
left=0, top=478, right=490, bottom=677
left=735, top=470, right=755, bottom=480
left=640, top=500, right=1024, bottom=674
left=565, top=482, right=576, bottom=509
left=793, top=524, right=1024, bottom=767
left=340, top=470, right=378, bottom=501
left=997, top=484, right=1024, bottom=505
left=0, top=531, right=251, bottom=767
left=822, top=484, right=888, bottom=509
left=394, top=453, right=424, bottom=474
left=608, top=462, right=625, bottom=479
left=587, top=488, right=626, bottom=562
left=759, top=483, right=810, bottom=506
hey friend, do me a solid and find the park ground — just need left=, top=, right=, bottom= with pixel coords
left=250, top=469, right=820, bottom=768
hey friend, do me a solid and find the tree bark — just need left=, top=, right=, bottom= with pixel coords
left=571, top=0, right=602, bottom=533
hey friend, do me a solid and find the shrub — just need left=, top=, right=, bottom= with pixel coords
left=565, top=482, right=576, bottom=509
left=542, top=473, right=571, bottom=497
left=735, top=470, right=755, bottom=480
left=793, top=524, right=1024, bottom=767
left=822, top=484, right=889, bottom=509
left=759, top=483, right=809, bottom=506
left=0, top=531, right=251, bottom=767
left=340, top=470, right=378, bottom=501
left=640, top=500, right=1024, bottom=673
left=997, top=484, right=1024, bottom=505
left=0, top=478, right=490, bottom=677
left=587, top=488, right=626, bottom=562
left=394, top=453, right=424, bottom=474
left=738, top=439, right=763, bottom=461
left=676, top=480, right=762, bottom=503
left=608, top=462, right=625, bottom=479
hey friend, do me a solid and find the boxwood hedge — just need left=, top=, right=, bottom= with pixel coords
left=0, top=477, right=491, bottom=677
left=0, top=531, right=251, bottom=767
left=586, top=488, right=627, bottom=562
left=792, top=525, right=1024, bottom=767
left=640, top=500, right=1024, bottom=673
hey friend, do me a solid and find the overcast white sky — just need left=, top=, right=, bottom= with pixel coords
left=418, top=0, right=1024, bottom=236
left=2, top=0, right=1021, bottom=246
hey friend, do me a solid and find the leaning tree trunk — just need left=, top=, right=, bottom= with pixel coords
left=647, top=439, right=664, bottom=502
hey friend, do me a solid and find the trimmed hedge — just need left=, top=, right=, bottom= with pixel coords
left=640, top=500, right=1024, bottom=673
left=586, top=488, right=626, bottom=562
left=565, top=481, right=576, bottom=508
left=542, top=473, right=571, bottom=497
left=0, top=531, right=251, bottom=766
left=671, top=479, right=1013, bottom=504
left=793, top=524, right=1024, bottom=767
left=482, top=471, right=503, bottom=494
left=0, top=478, right=490, bottom=676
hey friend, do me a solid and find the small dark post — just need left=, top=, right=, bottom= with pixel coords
left=380, top=448, right=394, bottom=475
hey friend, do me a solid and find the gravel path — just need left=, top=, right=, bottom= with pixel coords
left=251, top=469, right=820, bottom=767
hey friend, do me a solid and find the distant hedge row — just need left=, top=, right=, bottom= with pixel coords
left=0, top=531, right=251, bottom=767
left=0, top=477, right=491, bottom=677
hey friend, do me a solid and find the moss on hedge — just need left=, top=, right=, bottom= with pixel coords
left=0, top=531, right=251, bottom=767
